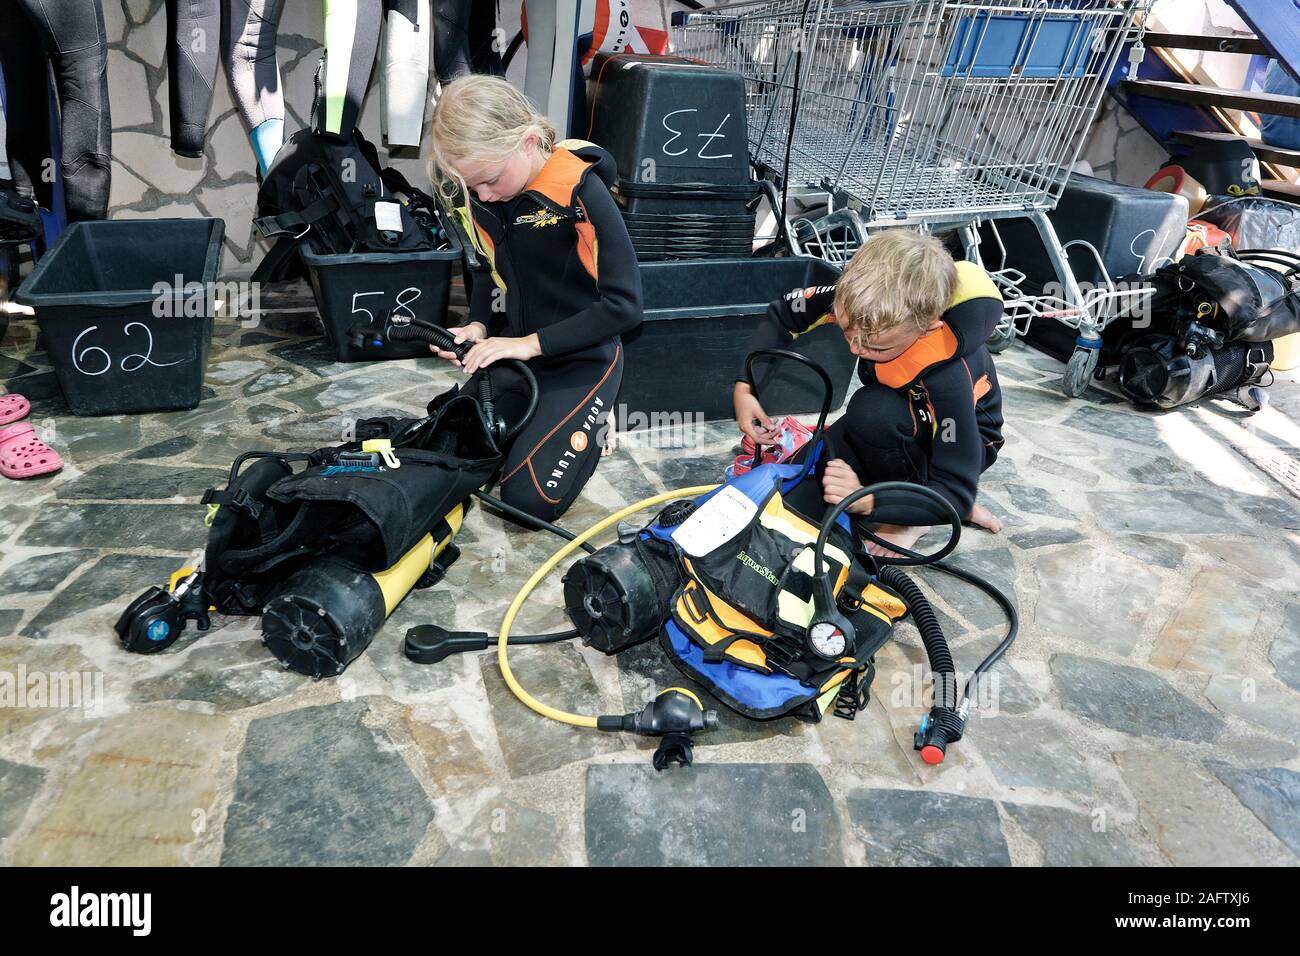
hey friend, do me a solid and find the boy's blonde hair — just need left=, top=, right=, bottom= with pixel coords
left=427, top=74, right=557, bottom=205
left=833, top=230, right=957, bottom=338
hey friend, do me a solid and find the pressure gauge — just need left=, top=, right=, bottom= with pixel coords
left=808, top=621, right=848, bottom=660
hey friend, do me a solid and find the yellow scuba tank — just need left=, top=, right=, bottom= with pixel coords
left=260, top=503, right=465, bottom=678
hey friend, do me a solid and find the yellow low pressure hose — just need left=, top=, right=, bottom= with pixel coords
left=497, top=485, right=718, bottom=729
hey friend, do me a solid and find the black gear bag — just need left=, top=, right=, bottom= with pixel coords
left=251, top=124, right=446, bottom=282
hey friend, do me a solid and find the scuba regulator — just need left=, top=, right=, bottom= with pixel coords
left=115, top=565, right=211, bottom=654
left=600, top=688, right=719, bottom=770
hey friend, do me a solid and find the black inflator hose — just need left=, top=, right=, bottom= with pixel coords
left=812, top=479, right=1017, bottom=704
left=474, top=490, right=598, bottom=554
left=877, top=565, right=957, bottom=707
left=927, top=560, right=1020, bottom=693
left=837, top=519, right=1020, bottom=698
left=383, top=319, right=541, bottom=444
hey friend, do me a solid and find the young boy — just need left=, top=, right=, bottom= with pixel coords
left=733, top=229, right=1005, bottom=555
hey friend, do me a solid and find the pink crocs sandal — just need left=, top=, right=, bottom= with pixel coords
left=0, top=393, right=30, bottom=426
left=0, top=422, right=63, bottom=479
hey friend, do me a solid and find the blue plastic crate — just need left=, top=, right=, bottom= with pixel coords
left=944, top=12, right=1096, bottom=79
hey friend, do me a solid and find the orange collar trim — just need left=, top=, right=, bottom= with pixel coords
left=875, top=323, right=959, bottom=388
left=525, top=148, right=589, bottom=210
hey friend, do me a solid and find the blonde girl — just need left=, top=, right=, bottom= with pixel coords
left=427, top=75, right=641, bottom=521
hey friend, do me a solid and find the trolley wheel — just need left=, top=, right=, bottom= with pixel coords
left=986, top=324, right=1016, bottom=354
left=1062, top=347, right=1100, bottom=398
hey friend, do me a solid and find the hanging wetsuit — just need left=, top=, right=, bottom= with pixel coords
left=166, top=0, right=219, bottom=158
left=431, top=0, right=502, bottom=84
left=165, top=0, right=286, bottom=172
left=0, top=0, right=112, bottom=221
left=226, top=0, right=287, bottom=173
left=382, top=0, right=432, bottom=145
left=0, top=97, right=9, bottom=182
left=319, top=0, right=430, bottom=148
left=740, top=262, right=1006, bottom=526
left=458, top=141, right=641, bottom=521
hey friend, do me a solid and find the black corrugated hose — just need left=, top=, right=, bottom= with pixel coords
left=382, top=318, right=539, bottom=445
left=813, top=480, right=1019, bottom=760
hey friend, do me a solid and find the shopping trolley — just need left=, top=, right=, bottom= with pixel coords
left=672, top=0, right=1155, bottom=396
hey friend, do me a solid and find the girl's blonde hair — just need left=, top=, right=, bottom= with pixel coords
left=427, top=74, right=557, bottom=206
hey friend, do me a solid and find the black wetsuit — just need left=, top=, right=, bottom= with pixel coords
left=741, top=261, right=1006, bottom=526
left=0, top=0, right=112, bottom=221
left=458, top=141, right=641, bottom=521
left=164, top=0, right=286, bottom=167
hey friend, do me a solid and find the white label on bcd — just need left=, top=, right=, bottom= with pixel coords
left=374, top=201, right=403, bottom=233
left=671, top=485, right=757, bottom=557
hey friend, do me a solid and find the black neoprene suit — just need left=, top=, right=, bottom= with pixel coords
left=0, top=0, right=112, bottom=221
left=459, top=142, right=641, bottom=522
left=165, top=0, right=286, bottom=159
left=317, top=0, right=430, bottom=147
left=741, top=261, right=1007, bottom=527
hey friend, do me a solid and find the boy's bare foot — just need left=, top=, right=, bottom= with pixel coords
left=865, top=523, right=925, bottom=558
left=966, top=502, right=1003, bottom=534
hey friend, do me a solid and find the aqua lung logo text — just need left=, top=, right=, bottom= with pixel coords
left=736, top=550, right=779, bottom=586
left=50, top=886, right=152, bottom=936
left=545, top=397, right=606, bottom=490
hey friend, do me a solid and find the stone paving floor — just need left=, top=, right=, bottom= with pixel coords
left=0, top=284, right=1298, bottom=866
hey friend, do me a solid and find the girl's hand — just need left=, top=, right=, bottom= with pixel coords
left=430, top=323, right=487, bottom=367
left=734, top=382, right=781, bottom=444
left=462, top=333, right=542, bottom=374
left=822, top=458, right=874, bottom=514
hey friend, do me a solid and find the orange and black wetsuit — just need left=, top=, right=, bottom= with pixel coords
left=741, top=261, right=1005, bottom=525
left=457, top=140, right=641, bottom=521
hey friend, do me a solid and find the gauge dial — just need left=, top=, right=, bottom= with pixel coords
left=809, top=621, right=848, bottom=660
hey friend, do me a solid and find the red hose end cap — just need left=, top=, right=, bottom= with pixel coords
left=920, top=745, right=945, bottom=765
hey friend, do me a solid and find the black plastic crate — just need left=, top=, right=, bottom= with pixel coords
left=15, top=218, right=225, bottom=415
left=629, top=237, right=754, bottom=261
left=633, top=248, right=755, bottom=262
left=624, top=219, right=756, bottom=239
left=623, top=210, right=756, bottom=231
left=614, top=179, right=758, bottom=217
left=588, top=52, right=751, bottom=188
left=617, top=257, right=853, bottom=426
left=303, top=228, right=462, bottom=362
left=979, top=174, right=1188, bottom=360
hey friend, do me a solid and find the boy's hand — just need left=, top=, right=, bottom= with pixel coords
left=734, top=382, right=781, bottom=444
left=462, top=333, right=542, bottom=374
left=430, top=323, right=486, bottom=367
left=823, top=458, right=874, bottom=514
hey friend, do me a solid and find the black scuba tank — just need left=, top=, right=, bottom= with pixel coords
left=261, top=506, right=464, bottom=678
left=1118, top=334, right=1273, bottom=409
left=564, top=544, right=661, bottom=654
left=261, top=559, right=388, bottom=678
left=563, top=535, right=683, bottom=655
